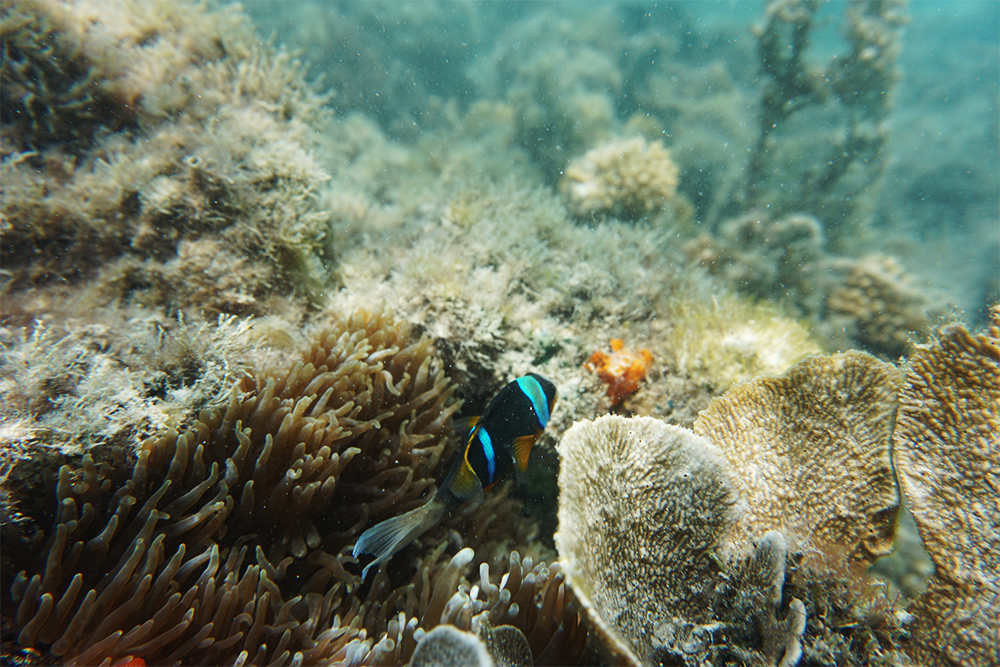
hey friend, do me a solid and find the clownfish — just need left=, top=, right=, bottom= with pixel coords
left=353, top=373, right=557, bottom=579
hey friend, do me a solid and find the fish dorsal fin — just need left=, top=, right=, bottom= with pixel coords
left=450, top=457, right=486, bottom=504
left=511, top=432, right=540, bottom=475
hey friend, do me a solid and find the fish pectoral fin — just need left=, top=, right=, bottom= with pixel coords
left=511, top=433, right=539, bottom=474
left=453, top=415, right=481, bottom=437
left=352, top=497, right=446, bottom=579
left=449, top=460, right=485, bottom=504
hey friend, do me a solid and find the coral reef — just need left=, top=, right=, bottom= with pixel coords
left=0, top=0, right=136, bottom=151
left=2, top=307, right=460, bottom=663
left=555, top=321, right=999, bottom=666
left=556, top=415, right=741, bottom=666
left=893, top=308, right=1000, bottom=667
left=685, top=213, right=940, bottom=358
left=663, top=291, right=822, bottom=397
left=2, top=306, right=588, bottom=666
left=0, top=314, right=254, bottom=467
left=482, top=7, right=622, bottom=183
left=1, top=1, right=996, bottom=665
left=560, top=137, right=680, bottom=221
left=584, top=339, right=653, bottom=406
left=684, top=212, right=826, bottom=314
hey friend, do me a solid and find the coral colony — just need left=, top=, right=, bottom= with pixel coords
left=1, top=0, right=998, bottom=666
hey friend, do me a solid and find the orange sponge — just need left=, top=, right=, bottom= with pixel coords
left=585, top=339, right=653, bottom=404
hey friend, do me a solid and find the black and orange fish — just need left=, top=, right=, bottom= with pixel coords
left=353, top=373, right=557, bottom=579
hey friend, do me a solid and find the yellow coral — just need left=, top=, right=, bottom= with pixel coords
left=560, top=137, right=679, bottom=219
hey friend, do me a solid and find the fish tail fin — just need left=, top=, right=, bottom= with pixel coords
left=352, top=496, right=448, bottom=579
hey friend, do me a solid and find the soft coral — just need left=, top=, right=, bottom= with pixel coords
left=585, top=339, right=653, bottom=405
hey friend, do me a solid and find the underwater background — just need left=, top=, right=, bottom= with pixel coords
left=1, top=1, right=998, bottom=666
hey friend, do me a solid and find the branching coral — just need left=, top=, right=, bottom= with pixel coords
left=744, top=0, right=906, bottom=242
left=894, top=308, right=1000, bottom=667
left=560, top=137, right=680, bottom=220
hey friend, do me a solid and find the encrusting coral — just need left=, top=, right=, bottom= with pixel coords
left=584, top=339, right=653, bottom=406
left=560, top=137, right=680, bottom=220
left=893, top=307, right=1000, bottom=667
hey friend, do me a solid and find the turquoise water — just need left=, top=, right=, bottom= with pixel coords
left=244, top=0, right=999, bottom=326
